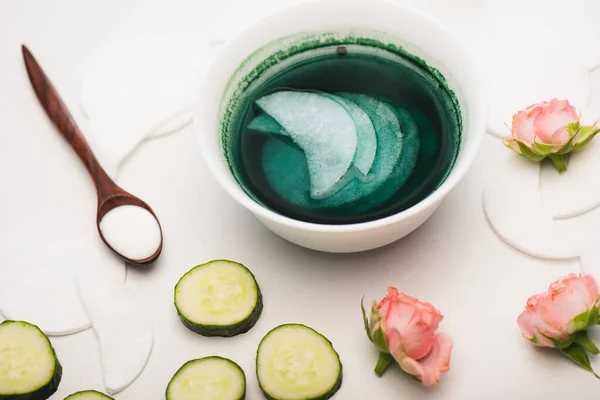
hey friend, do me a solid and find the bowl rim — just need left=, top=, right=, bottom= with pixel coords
left=196, top=0, right=487, bottom=233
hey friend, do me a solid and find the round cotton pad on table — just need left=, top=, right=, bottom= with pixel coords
left=540, top=138, right=600, bottom=219
left=483, top=152, right=579, bottom=260
left=79, top=33, right=208, bottom=177
left=0, top=210, right=126, bottom=336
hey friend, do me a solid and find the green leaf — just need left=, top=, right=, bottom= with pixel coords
left=361, top=296, right=372, bottom=342
left=516, top=141, right=546, bottom=161
left=574, top=331, right=600, bottom=355
left=560, top=343, right=600, bottom=378
left=374, top=352, right=395, bottom=377
left=548, top=154, right=567, bottom=173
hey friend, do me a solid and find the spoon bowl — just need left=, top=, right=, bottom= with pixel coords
left=97, top=192, right=163, bottom=266
left=22, top=45, right=164, bottom=265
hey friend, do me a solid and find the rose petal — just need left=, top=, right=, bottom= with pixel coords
left=512, top=110, right=536, bottom=146
left=539, top=274, right=597, bottom=333
left=396, top=333, right=453, bottom=387
left=582, top=274, right=599, bottom=300
left=386, top=327, right=405, bottom=361
left=533, top=99, right=578, bottom=144
left=516, top=308, right=556, bottom=347
left=551, top=126, right=572, bottom=146
left=525, top=101, right=549, bottom=114
left=384, top=294, right=442, bottom=359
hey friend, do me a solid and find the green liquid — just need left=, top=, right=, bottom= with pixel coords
left=226, top=44, right=461, bottom=225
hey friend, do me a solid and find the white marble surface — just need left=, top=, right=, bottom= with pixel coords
left=2, top=0, right=600, bottom=399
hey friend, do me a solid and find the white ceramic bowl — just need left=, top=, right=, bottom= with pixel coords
left=196, top=0, right=486, bottom=253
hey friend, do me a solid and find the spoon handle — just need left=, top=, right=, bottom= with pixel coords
left=22, top=45, right=120, bottom=201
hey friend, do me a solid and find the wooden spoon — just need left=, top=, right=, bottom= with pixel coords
left=22, top=45, right=163, bottom=265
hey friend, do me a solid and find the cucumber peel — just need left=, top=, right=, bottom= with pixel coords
left=0, top=320, right=62, bottom=400
left=64, top=390, right=114, bottom=399
left=166, top=356, right=246, bottom=400
left=256, top=324, right=342, bottom=400
left=174, top=259, right=263, bottom=337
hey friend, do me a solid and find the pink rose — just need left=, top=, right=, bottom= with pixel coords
left=512, top=99, right=578, bottom=148
left=503, top=99, right=599, bottom=173
left=517, top=274, right=600, bottom=347
left=363, top=287, right=453, bottom=387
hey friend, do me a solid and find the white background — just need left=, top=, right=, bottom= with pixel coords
left=2, top=0, right=600, bottom=399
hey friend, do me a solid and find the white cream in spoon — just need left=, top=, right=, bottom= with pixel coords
left=99, top=205, right=162, bottom=261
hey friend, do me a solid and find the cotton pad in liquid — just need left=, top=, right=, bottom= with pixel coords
left=225, top=43, right=462, bottom=225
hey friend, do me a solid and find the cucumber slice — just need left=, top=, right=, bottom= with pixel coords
left=174, top=260, right=263, bottom=337
left=0, top=320, right=62, bottom=400
left=255, top=91, right=358, bottom=200
left=166, top=356, right=246, bottom=400
left=256, top=324, right=342, bottom=400
left=64, top=390, right=114, bottom=399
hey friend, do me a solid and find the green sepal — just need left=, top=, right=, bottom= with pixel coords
left=573, top=311, right=588, bottom=330
left=372, top=326, right=389, bottom=353
left=368, top=301, right=388, bottom=352
left=541, top=332, right=574, bottom=349
left=574, top=331, right=600, bottom=355
left=548, top=154, right=567, bottom=173
left=574, top=125, right=600, bottom=149
left=557, top=124, right=581, bottom=155
left=504, top=139, right=523, bottom=155
left=374, top=352, right=395, bottom=377
left=560, top=343, right=600, bottom=378
left=361, top=296, right=372, bottom=342
left=575, top=134, right=598, bottom=149
left=557, top=123, right=600, bottom=154
left=573, top=307, right=600, bottom=331
left=586, top=306, right=599, bottom=328
left=516, top=141, right=546, bottom=161
left=525, top=334, right=544, bottom=347
left=532, top=140, right=560, bottom=156
left=566, top=121, right=581, bottom=136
